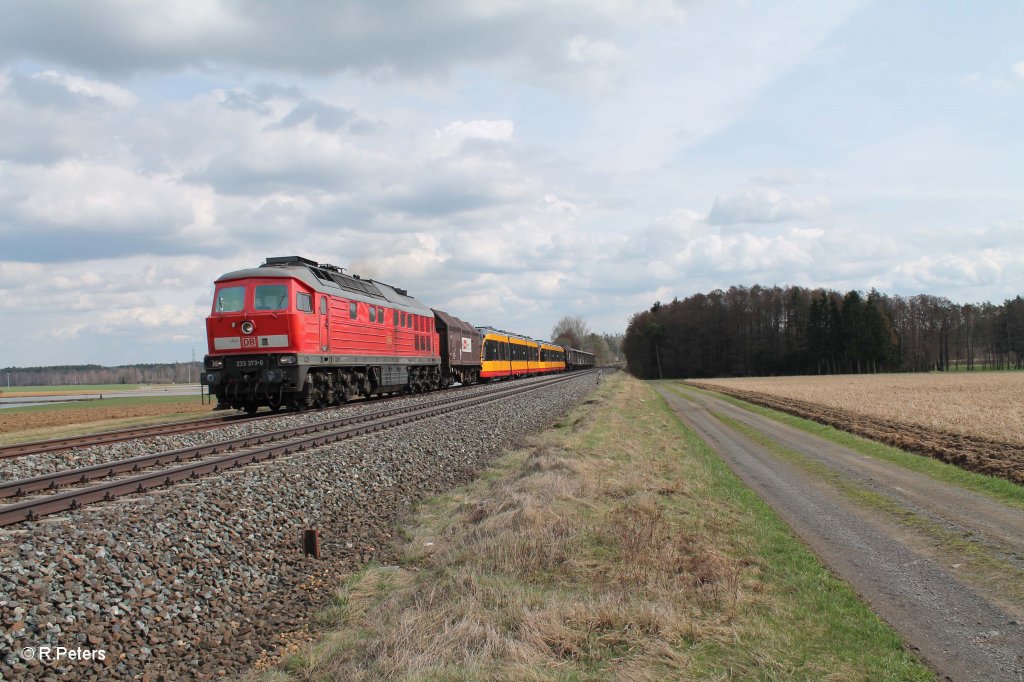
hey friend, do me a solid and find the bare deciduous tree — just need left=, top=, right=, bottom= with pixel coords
left=552, top=315, right=590, bottom=349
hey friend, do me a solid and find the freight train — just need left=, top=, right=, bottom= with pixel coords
left=202, top=256, right=595, bottom=413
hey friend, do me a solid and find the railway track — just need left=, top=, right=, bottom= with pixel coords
left=0, top=411, right=264, bottom=460
left=0, top=376, right=523, bottom=460
left=0, top=371, right=593, bottom=527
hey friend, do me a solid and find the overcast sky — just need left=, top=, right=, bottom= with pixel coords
left=1, top=1, right=1022, bottom=367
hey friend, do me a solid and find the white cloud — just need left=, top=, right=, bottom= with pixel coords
left=1014, top=60, right=1024, bottom=79
left=33, top=70, right=137, bottom=107
left=7, top=162, right=193, bottom=231
left=437, top=120, right=514, bottom=143
left=891, top=250, right=1011, bottom=289
left=709, top=188, right=829, bottom=225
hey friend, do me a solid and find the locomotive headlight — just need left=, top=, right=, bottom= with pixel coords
left=241, top=320, right=255, bottom=335
left=206, top=357, right=224, bottom=369
left=279, top=354, right=297, bottom=365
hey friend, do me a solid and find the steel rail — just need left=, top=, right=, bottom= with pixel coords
left=0, top=381, right=539, bottom=499
left=0, top=371, right=593, bottom=526
left=0, top=371, right=556, bottom=460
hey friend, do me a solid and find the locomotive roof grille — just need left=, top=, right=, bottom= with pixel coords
left=263, top=256, right=318, bottom=267
left=338, top=274, right=382, bottom=298
left=258, top=255, right=386, bottom=300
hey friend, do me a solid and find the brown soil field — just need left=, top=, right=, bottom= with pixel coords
left=687, top=373, right=1024, bottom=485
left=0, top=402, right=216, bottom=438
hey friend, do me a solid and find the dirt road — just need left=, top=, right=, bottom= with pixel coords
left=655, top=383, right=1024, bottom=682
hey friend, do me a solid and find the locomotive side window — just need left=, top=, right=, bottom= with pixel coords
left=255, top=284, right=289, bottom=311
left=214, top=286, right=245, bottom=313
left=350, top=302, right=357, bottom=319
left=393, top=309, right=398, bottom=327
left=296, top=292, right=313, bottom=313
left=320, top=297, right=327, bottom=315
left=401, top=312, right=406, bottom=327
left=369, top=306, right=376, bottom=323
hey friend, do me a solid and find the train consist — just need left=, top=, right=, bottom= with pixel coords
left=202, top=256, right=595, bottom=413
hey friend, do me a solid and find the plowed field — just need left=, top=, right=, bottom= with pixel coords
left=687, top=373, right=1024, bottom=485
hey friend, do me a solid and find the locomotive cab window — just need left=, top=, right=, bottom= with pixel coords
left=296, top=292, right=313, bottom=313
left=214, top=286, right=245, bottom=313
left=320, top=297, right=327, bottom=315
left=255, top=284, right=289, bottom=311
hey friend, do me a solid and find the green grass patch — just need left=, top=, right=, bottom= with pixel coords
left=672, top=381, right=1024, bottom=513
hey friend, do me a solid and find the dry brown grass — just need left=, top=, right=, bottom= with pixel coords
left=693, top=373, right=1024, bottom=445
left=263, top=376, right=745, bottom=681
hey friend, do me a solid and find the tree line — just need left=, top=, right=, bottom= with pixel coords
left=0, top=363, right=204, bottom=389
left=623, top=285, right=1024, bottom=379
left=551, top=315, right=624, bottom=365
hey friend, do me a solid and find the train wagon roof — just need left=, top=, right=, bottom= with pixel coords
left=214, top=256, right=432, bottom=315
left=476, top=327, right=541, bottom=345
left=432, top=309, right=478, bottom=336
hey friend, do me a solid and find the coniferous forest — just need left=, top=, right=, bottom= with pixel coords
left=623, top=286, right=1024, bottom=379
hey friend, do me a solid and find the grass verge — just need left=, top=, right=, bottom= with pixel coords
left=250, top=374, right=931, bottom=681
left=673, top=382, right=1024, bottom=513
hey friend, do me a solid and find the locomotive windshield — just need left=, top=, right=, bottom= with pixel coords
left=215, top=286, right=245, bottom=313
left=254, top=284, right=289, bottom=311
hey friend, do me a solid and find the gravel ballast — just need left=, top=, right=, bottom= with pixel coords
left=0, top=373, right=597, bottom=680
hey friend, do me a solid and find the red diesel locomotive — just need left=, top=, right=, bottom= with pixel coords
left=202, top=256, right=594, bottom=413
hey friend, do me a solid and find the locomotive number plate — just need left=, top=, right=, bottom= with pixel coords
left=233, top=359, right=266, bottom=369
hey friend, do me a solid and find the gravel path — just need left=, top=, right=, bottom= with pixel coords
left=0, top=374, right=598, bottom=680
left=657, top=384, right=1024, bottom=682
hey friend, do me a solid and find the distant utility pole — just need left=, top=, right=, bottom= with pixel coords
left=190, top=346, right=195, bottom=384
left=5, top=373, right=10, bottom=389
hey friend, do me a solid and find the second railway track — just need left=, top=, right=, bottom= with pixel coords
left=0, top=371, right=594, bottom=527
